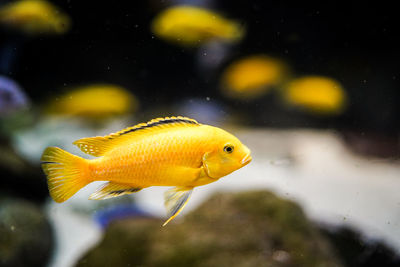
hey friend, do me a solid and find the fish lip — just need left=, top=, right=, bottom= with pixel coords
left=241, top=154, right=252, bottom=166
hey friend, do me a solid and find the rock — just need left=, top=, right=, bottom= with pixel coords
left=77, top=191, right=342, bottom=267
left=0, top=141, right=48, bottom=203
left=0, top=196, right=54, bottom=267
left=320, top=226, right=400, bottom=267
left=340, top=130, right=400, bottom=159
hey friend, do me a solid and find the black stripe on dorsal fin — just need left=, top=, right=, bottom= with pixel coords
left=107, top=116, right=200, bottom=138
left=73, top=116, right=200, bottom=157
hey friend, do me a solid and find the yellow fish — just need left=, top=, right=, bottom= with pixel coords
left=0, top=0, right=70, bottom=35
left=220, top=55, right=289, bottom=99
left=282, top=76, right=347, bottom=115
left=151, top=5, right=244, bottom=47
left=45, top=84, right=138, bottom=119
left=41, top=116, right=252, bottom=225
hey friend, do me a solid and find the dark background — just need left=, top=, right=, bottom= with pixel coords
left=1, top=0, right=399, bottom=132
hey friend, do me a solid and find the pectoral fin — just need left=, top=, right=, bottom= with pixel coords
left=89, top=182, right=142, bottom=200
left=202, top=151, right=220, bottom=179
left=163, top=187, right=193, bottom=226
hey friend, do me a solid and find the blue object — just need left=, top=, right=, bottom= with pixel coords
left=93, top=203, right=153, bottom=228
left=175, top=97, right=228, bottom=125
left=0, top=75, right=29, bottom=115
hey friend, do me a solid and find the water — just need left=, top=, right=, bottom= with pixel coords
left=0, top=1, right=399, bottom=267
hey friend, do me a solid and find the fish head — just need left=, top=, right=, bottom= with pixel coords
left=202, top=127, right=252, bottom=179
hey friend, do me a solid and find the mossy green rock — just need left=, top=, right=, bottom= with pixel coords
left=0, top=196, right=53, bottom=267
left=77, top=191, right=342, bottom=267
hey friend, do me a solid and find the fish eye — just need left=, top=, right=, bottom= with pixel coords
left=223, top=145, right=234, bottom=153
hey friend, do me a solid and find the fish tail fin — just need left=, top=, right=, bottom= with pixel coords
left=41, top=147, right=91, bottom=203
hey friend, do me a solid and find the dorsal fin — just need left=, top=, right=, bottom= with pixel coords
left=73, top=116, right=200, bottom=156
left=107, top=116, right=199, bottom=138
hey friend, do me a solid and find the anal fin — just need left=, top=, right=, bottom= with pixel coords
left=163, top=186, right=193, bottom=226
left=89, top=182, right=142, bottom=200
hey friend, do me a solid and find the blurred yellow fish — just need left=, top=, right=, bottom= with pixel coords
left=282, top=76, right=347, bottom=115
left=45, top=84, right=138, bottom=119
left=221, top=55, right=289, bottom=99
left=0, top=0, right=70, bottom=35
left=41, top=116, right=252, bottom=225
left=151, top=5, right=244, bottom=47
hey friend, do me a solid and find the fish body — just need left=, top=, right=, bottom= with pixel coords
left=151, top=5, right=244, bottom=47
left=89, top=125, right=213, bottom=187
left=41, top=117, right=251, bottom=225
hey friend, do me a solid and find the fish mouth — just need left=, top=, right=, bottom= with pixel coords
left=241, top=154, right=252, bottom=166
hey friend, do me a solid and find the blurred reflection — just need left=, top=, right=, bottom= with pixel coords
left=0, top=0, right=70, bottom=35
left=151, top=5, right=244, bottom=47
left=282, top=76, right=347, bottom=115
left=220, top=55, right=289, bottom=100
left=44, top=84, right=138, bottom=120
